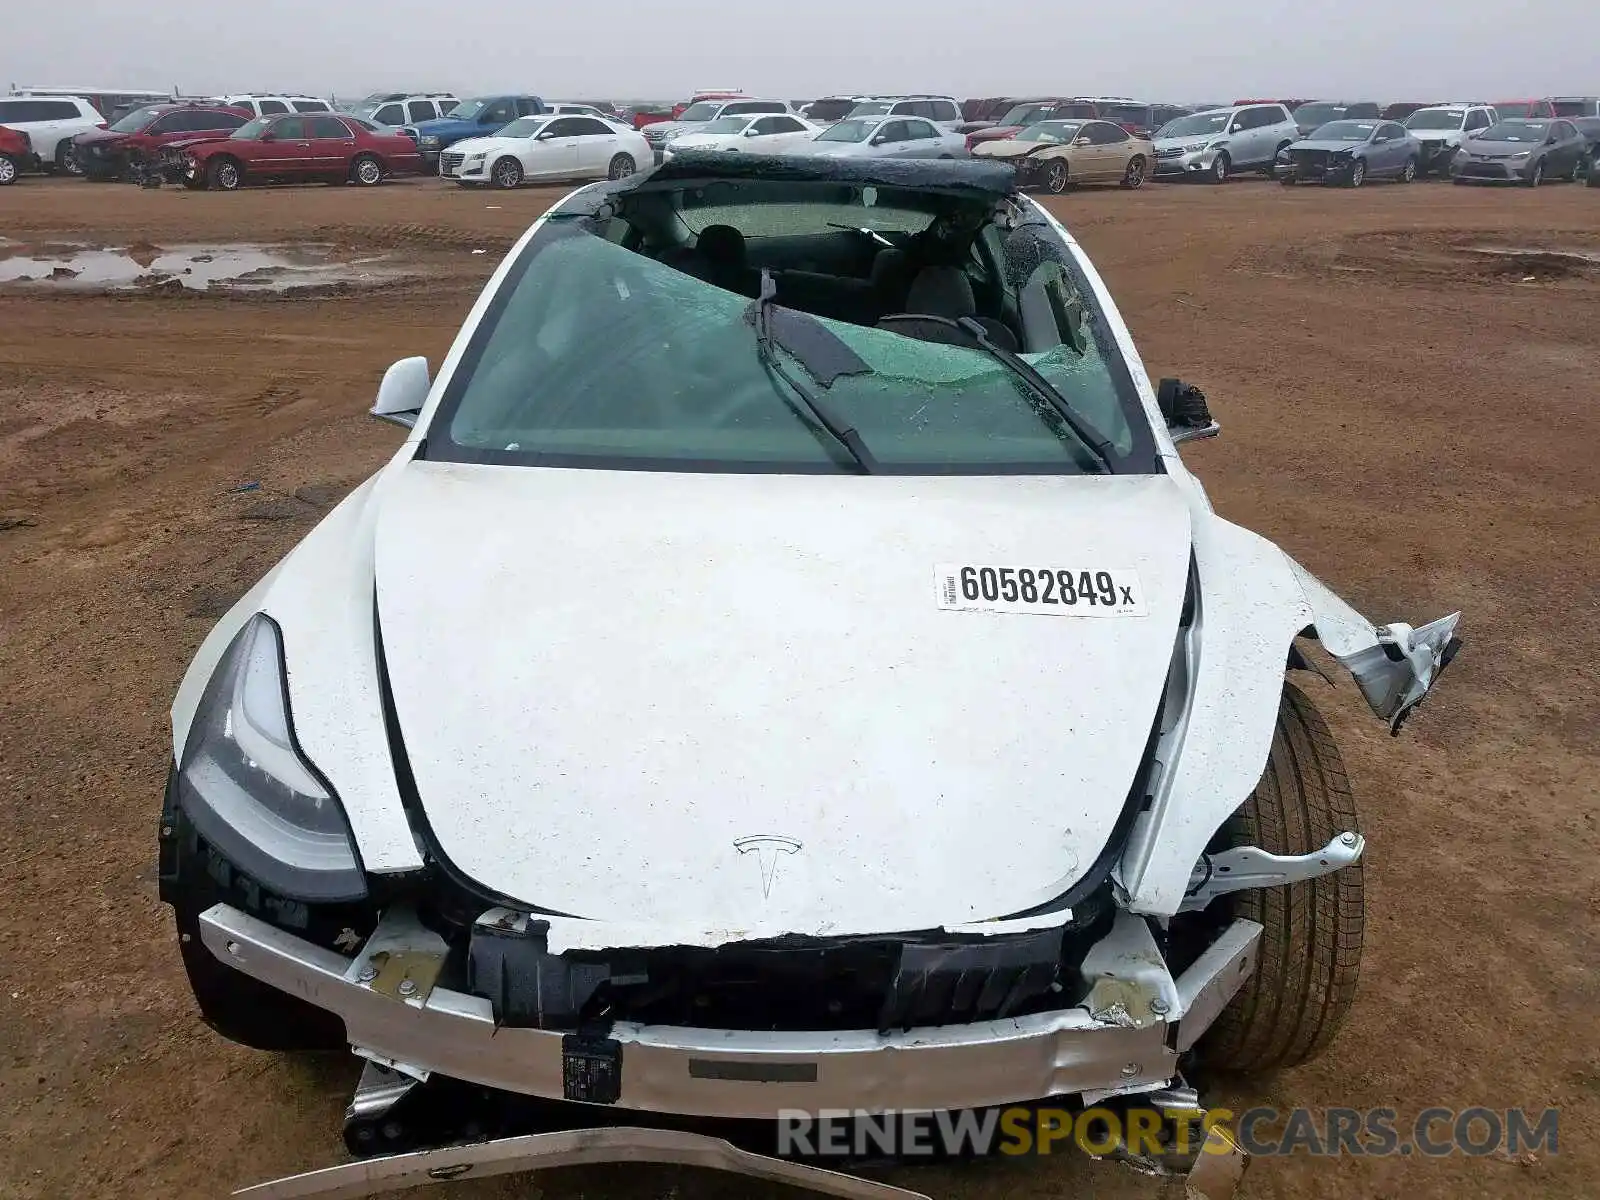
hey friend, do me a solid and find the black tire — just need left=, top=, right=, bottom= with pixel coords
left=351, top=154, right=384, bottom=187
left=1567, top=157, right=1582, bottom=183
left=0, top=154, right=17, bottom=186
left=1263, top=143, right=1290, bottom=175
left=607, top=152, right=636, bottom=180
left=1279, top=171, right=1297, bottom=186
left=1209, top=151, right=1230, bottom=183
left=206, top=156, right=242, bottom=191
left=1399, top=156, right=1417, bottom=183
left=1347, top=158, right=1366, bottom=188
left=1121, top=155, right=1147, bottom=188
left=1526, top=159, right=1544, bottom=187
left=1196, top=682, right=1364, bottom=1073
left=56, top=141, right=82, bottom=176
left=491, top=155, right=523, bottom=189
left=1043, top=158, right=1070, bottom=194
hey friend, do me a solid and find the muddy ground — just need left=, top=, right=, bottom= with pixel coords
left=1, top=174, right=1596, bottom=1200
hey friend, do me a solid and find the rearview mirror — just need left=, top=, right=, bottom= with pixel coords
left=371, top=356, right=430, bottom=429
left=1157, top=378, right=1220, bottom=446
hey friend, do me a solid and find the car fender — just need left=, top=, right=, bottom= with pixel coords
left=171, top=469, right=426, bottom=874
left=1117, top=508, right=1460, bottom=917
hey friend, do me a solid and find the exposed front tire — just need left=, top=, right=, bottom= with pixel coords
left=1526, top=160, right=1544, bottom=187
left=1399, top=156, right=1417, bottom=183
left=1347, top=158, right=1366, bottom=187
left=491, top=156, right=523, bottom=189
left=206, top=157, right=243, bottom=191
left=1195, top=682, right=1364, bottom=1073
left=607, top=153, right=636, bottom=181
left=1209, top=151, right=1230, bottom=183
left=0, top=155, right=17, bottom=186
left=1043, top=159, right=1070, bottom=194
left=1121, top=155, right=1147, bottom=188
left=57, top=141, right=82, bottom=176
left=351, top=154, right=384, bottom=186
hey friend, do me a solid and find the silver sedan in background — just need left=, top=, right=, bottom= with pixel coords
left=793, top=114, right=968, bottom=159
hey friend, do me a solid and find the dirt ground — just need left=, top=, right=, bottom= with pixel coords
left=1, top=172, right=1596, bottom=1200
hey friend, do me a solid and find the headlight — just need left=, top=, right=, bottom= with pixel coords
left=1185, top=142, right=1210, bottom=153
left=1509, top=151, right=1529, bottom=159
left=176, top=614, right=365, bottom=901
left=466, top=152, right=485, bottom=163
left=420, top=135, right=442, bottom=147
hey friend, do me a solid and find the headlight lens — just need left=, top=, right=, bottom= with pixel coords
left=466, top=152, right=485, bottom=163
left=1510, top=151, right=1529, bottom=159
left=1185, top=141, right=1210, bottom=153
left=420, top=135, right=441, bottom=147
left=177, top=614, right=365, bottom=901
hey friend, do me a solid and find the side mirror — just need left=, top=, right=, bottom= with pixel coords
left=870, top=134, right=887, bottom=145
left=1156, top=378, right=1220, bottom=445
left=1074, top=136, right=1092, bottom=146
left=260, top=132, right=276, bottom=143
left=371, top=356, right=430, bottom=429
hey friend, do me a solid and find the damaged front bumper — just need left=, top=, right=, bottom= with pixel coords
left=199, top=904, right=1262, bottom=1118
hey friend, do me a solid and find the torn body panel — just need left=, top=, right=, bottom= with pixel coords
left=1119, top=510, right=1460, bottom=918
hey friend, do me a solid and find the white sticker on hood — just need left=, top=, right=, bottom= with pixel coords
left=935, top=564, right=1146, bottom=617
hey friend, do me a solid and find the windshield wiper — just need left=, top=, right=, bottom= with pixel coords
left=954, top=316, right=1117, bottom=474
left=747, top=270, right=880, bottom=473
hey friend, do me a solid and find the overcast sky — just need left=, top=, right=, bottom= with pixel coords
left=6, top=0, right=1598, bottom=104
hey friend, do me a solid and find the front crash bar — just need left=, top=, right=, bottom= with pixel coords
left=233, top=1126, right=932, bottom=1200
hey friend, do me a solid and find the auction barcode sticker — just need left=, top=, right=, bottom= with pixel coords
left=935, top=564, right=1146, bottom=617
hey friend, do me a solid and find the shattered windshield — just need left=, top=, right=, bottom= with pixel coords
left=424, top=213, right=1153, bottom=475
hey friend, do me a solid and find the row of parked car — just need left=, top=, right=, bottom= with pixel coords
left=2, top=87, right=1598, bottom=193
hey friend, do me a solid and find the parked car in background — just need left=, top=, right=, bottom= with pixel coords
left=796, top=114, right=967, bottom=160
left=964, top=99, right=1096, bottom=149
left=1094, top=100, right=1194, bottom=139
left=1280, top=120, right=1420, bottom=185
left=1290, top=100, right=1381, bottom=135
left=642, top=97, right=791, bottom=160
left=1574, top=117, right=1600, bottom=180
left=407, top=96, right=546, bottom=169
left=1492, top=99, right=1555, bottom=119
left=1380, top=101, right=1431, bottom=121
left=72, top=101, right=248, bottom=180
left=972, top=118, right=1152, bottom=191
left=672, top=90, right=746, bottom=119
left=346, top=93, right=459, bottom=129
left=665, top=113, right=820, bottom=156
left=441, top=114, right=650, bottom=188
left=844, top=96, right=964, bottom=131
left=1451, top=118, right=1589, bottom=185
left=617, top=103, right=673, bottom=129
left=960, top=96, right=1020, bottom=123
left=544, top=102, right=617, bottom=121
left=0, top=94, right=105, bottom=174
left=1402, top=104, right=1498, bottom=175
left=804, top=96, right=871, bottom=124
left=1152, top=103, right=1298, bottom=181
left=218, top=95, right=332, bottom=118
left=1552, top=96, right=1600, bottom=118
left=0, top=125, right=29, bottom=184
left=170, top=113, right=423, bottom=190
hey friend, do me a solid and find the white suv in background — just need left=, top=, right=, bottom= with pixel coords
left=216, top=95, right=333, bottom=118
left=1152, top=102, right=1299, bottom=181
left=346, top=93, right=460, bottom=129
left=845, top=95, right=964, bottom=131
left=1402, top=104, right=1498, bottom=176
left=0, top=94, right=105, bottom=173
left=642, top=97, right=792, bottom=160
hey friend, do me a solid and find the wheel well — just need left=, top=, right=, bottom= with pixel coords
left=208, top=153, right=242, bottom=173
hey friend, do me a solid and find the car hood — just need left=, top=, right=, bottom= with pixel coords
left=74, top=128, right=130, bottom=147
left=1467, top=138, right=1544, bottom=155
left=373, top=463, right=1193, bottom=938
left=967, top=125, right=1023, bottom=142
left=975, top=140, right=1045, bottom=160
left=410, top=117, right=484, bottom=139
left=446, top=135, right=507, bottom=156
left=1290, top=138, right=1369, bottom=152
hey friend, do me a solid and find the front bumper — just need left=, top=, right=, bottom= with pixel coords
left=1452, top=158, right=1528, bottom=182
left=1152, top=148, right=1215, bottom=176
left=199, top=902, right=1260, bottom=1119
left=1414, top=140, right=1460, bottom=173
left=75, top=142, right=126, bottom=179
left=1282, top=152, right=1357, bottom=183
left=439, top=151, right=488, bottom=182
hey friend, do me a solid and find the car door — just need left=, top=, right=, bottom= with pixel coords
left=568, top=117, right=619, bottom=175
left=255, top=115, right=312, bottom=176
left=905, top=118, right=945, bottom=157
left=1086, top=120, right=1132, bottom=180
left=526, top=117, right=581, bottom=178
left=1551, top=121, right=1581, bottom=173
left=760, top=114, right=812, bottom=150
left=306, top=114, right=358, bottom=176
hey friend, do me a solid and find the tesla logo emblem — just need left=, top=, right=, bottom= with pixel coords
left=734, top=835, right=802, bottom=897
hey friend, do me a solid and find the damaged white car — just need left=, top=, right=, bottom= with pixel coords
left=160, top=153, right=1460, bottom=1177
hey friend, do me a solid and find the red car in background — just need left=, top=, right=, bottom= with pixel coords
left=168, top=112, right=424, bottom=189
left=964, top=98, right=1096, bottom=149
left=670, top=90, right=744, bottom=119
left=0, top=125, right=30, bottom=185
left=1492, top=98, right=1556, bottom=118
left=72, top=102, right=250, bottom=180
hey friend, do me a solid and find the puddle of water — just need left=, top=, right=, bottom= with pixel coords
left=0, top=242, right=413, bottom=291
left=1465, top=245, right=1600, bottom=266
